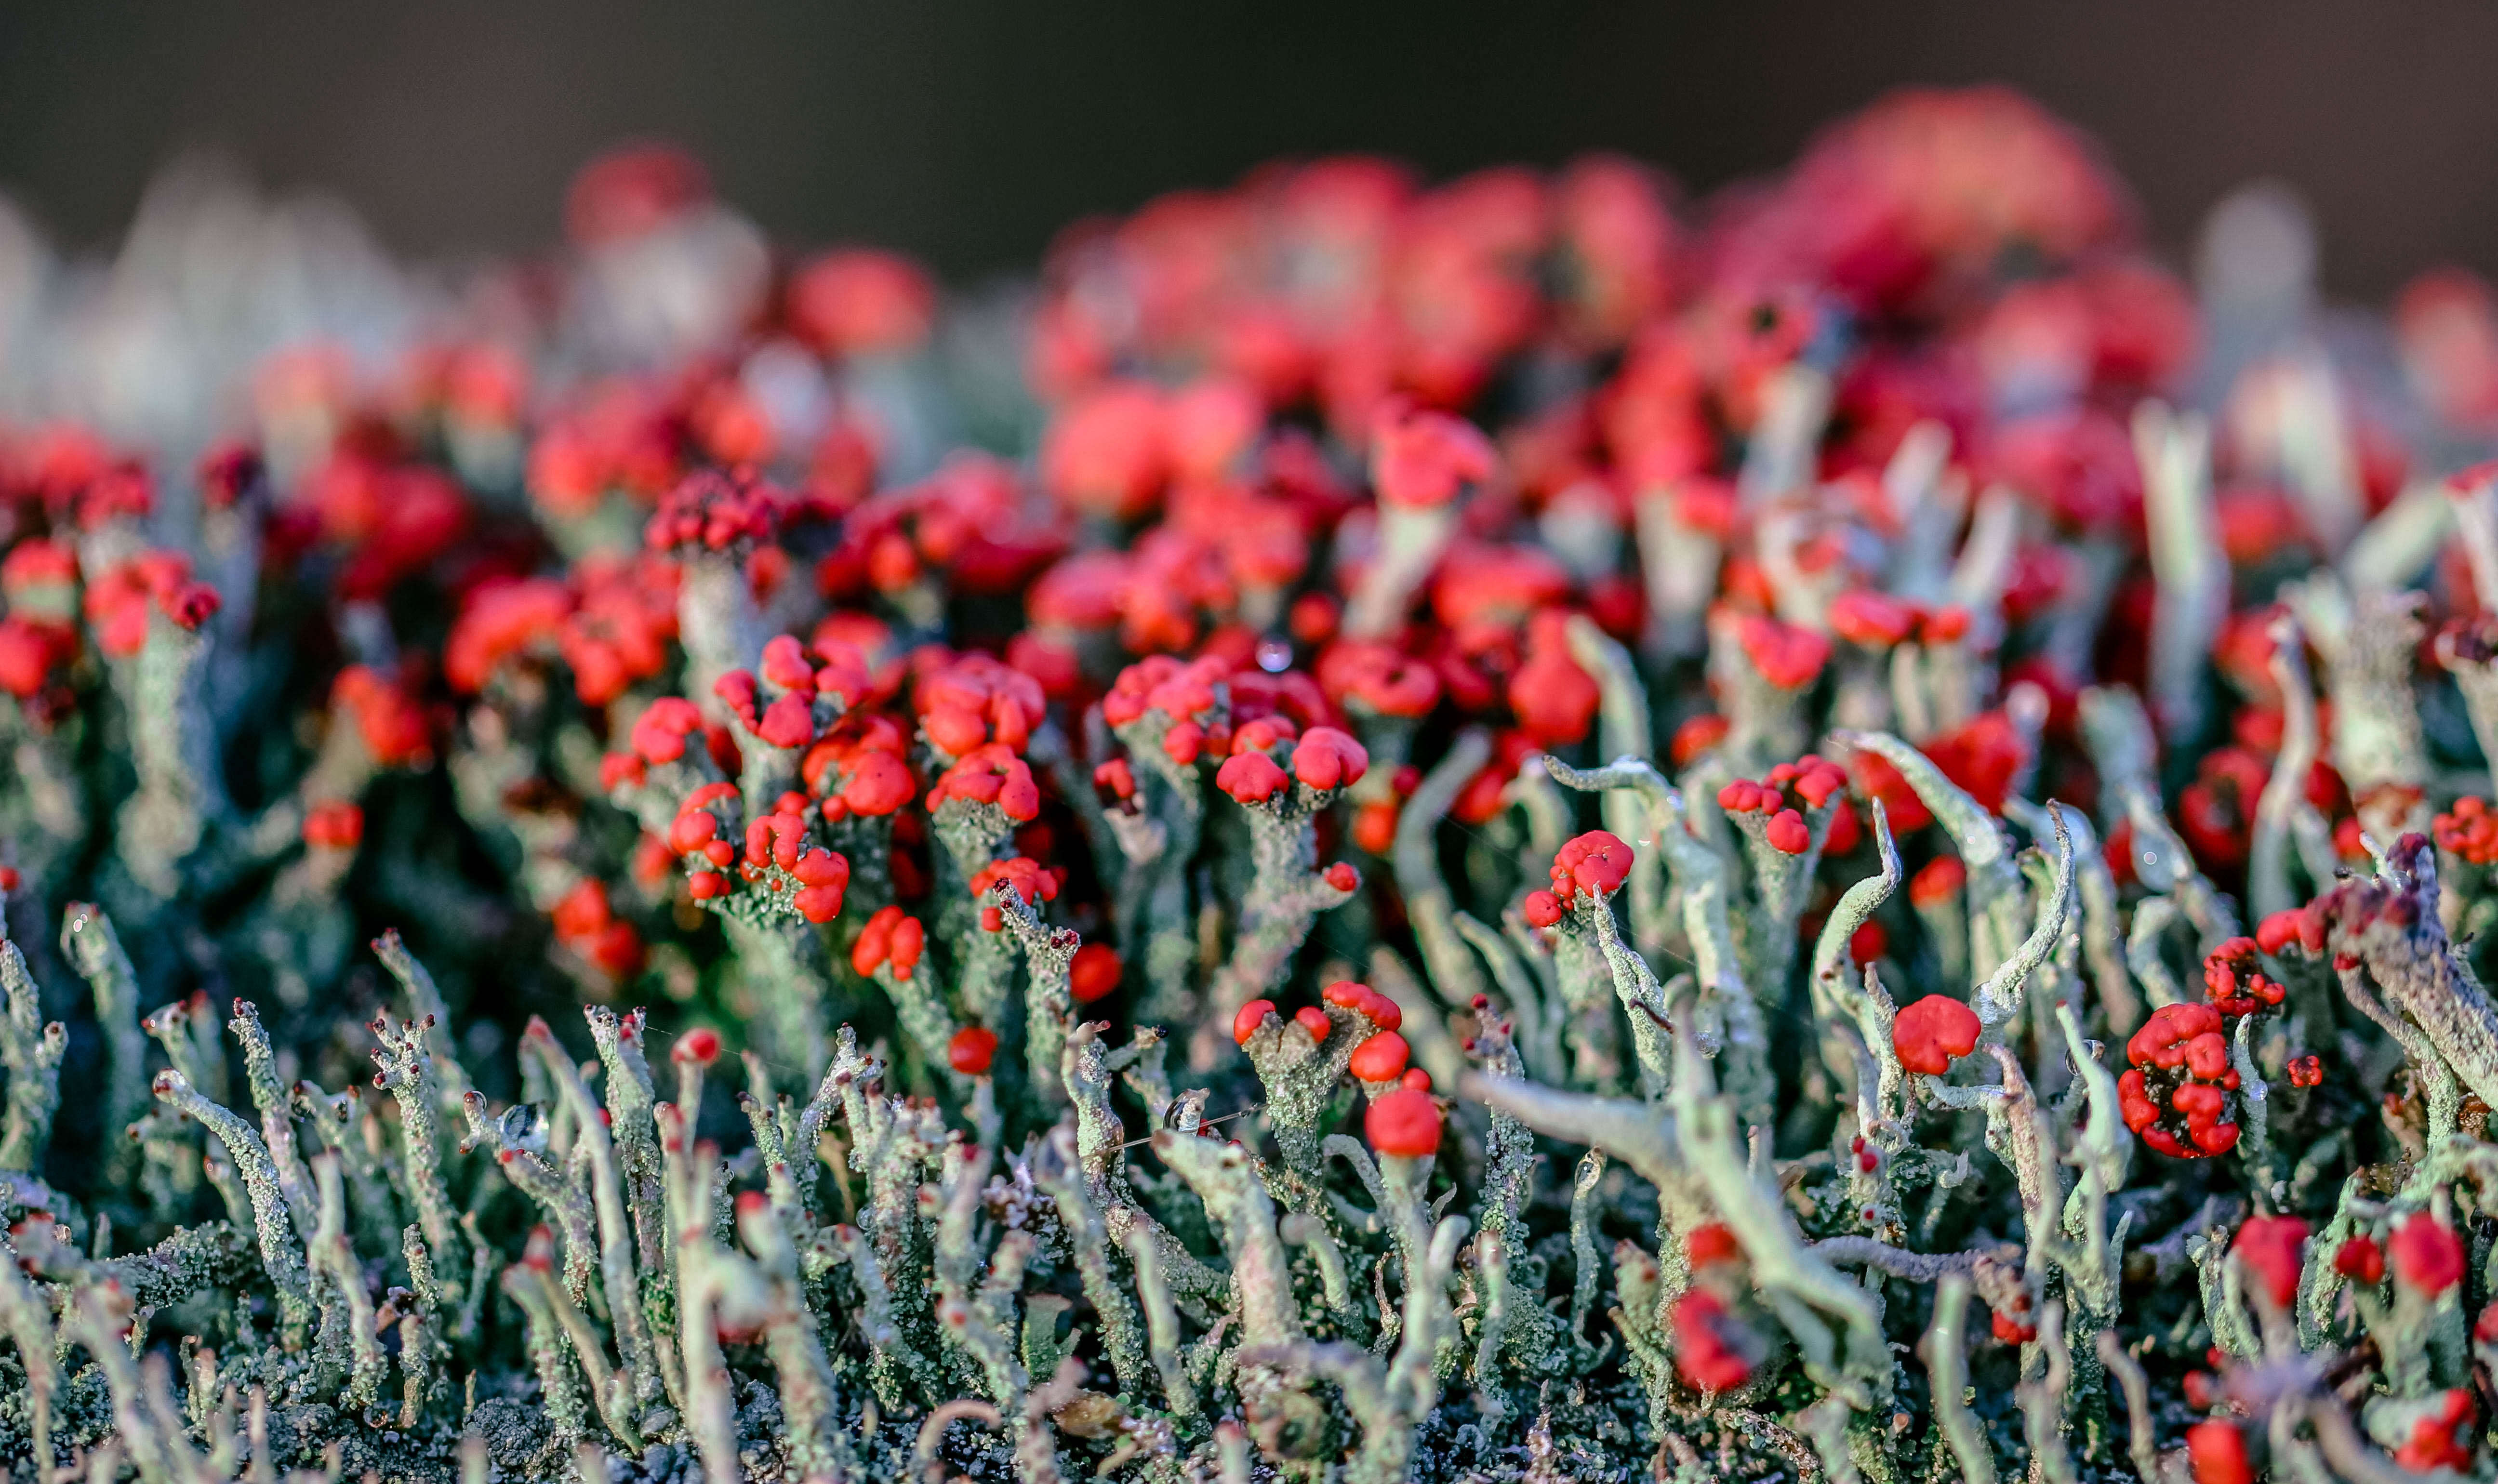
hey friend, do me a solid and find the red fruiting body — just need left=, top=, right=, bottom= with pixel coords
left=1069, top=943, right=1121, bottom=1003
left=2120, top=1003, right=2240, bottom=1158
left=1763, top=808, right=1810, bottom=854
left=1364, top=1087, right=1443, bottom=1157
left=1349, top=1032, right=1411, bottom=1083
left=2285, top=1054, right=2323, bottom=1088
left=1828, top=589, right=1919, bottom=648
left=2333, top=1234, right=2385, bottom=1285
left=2232, top=1215, right=2308, bottom=1308
left=2255, top=907, right=2324, bottom=955
left=631, top=697, right=704, bottom=764
left=947, top=1026, right=999, bottom=1076
left=1734, top=614, right=1830, bottom=690
left=1990, top=1312, right=2037, bottom=1344
left=1216, top=751, right=1290, bottom=804
left=1234, top=999, right=1276, bottom=1047
left=1909, top=855, right=1966, bottom=907
left=1371, top=403, right=1495, bottom=509
left=2185, top=1421, right=2253, bottom=1484
left=1521, top=889, right=1565, bottom=928
left=2435, top=795, right=2498, bottom=865
left=1891, top=995, right=1980, bottom=1076
left=1290, top=726, right=1369, bottom=792
left=2391, top=1390, right=2477, bottom=1472
left=928, top=744, right=1042, bottom=822
left=2391, top=1210, right=2465, bottom=1295
left=1550, top=830, right=1633, bottom=902
left=1323, top=980, right=1401, bottom=1031
left=673, top=1028, right=721, bottom=1067
left=1669, top=1290, right=1756, bottom=1393
left=1292, top=1005, right=1333, bottom=1041
left=1670, top=714, right=1731, bottom=767
left=1686, top=1222, right=1741, bottom=1269
left=302, top=800, right=364, bottom=851
left=2200, top=938, right=2285, bottom=1018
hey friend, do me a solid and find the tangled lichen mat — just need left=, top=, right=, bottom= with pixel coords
left=0, top=86, right=2495, bottom=1484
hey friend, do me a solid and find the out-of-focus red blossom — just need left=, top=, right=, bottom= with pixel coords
left=300, top=454, right=473, bottom=597
left=646, top=468, right=782, bottom=553
left=2392, top=1391, right=2478, bottom=1473
left=2185, top=1421, right=2252, bottom=1484
left=1670, top=714, right=1731, bottom=768
left=630, top=696, right=703, bottom=766
left=1447, top=731, right=1540, bottom=826
left=550, top=880, right=644, bottom=979
left=333, top=666, right=434, bottom=768
left=1732, top=614, right=1829, bottom=689
left=565, top=142, right=708, bottom=245
left=1921, top=711, right=2027, bottom=814
left=1988, top=407, right=2142, bottom=530
left=2333, top=1234, right=2385, bottom=1285
left=446, top=579, right=571, bottom=692
left=1043, top=381, right=1169, bottom=520
left=1669, top=1289, right=1756, bottom=1394
left=1319, top=640, right=1441, bottom=719
left=1891, top=995, right=1980, bottom=1075
left=0, top=618, right=66, bottom=700
left=1102, top=653, right=1228, bottom=728
left=1370, top=401, right=1495, bottom=510
left=788, top=248, right=936, bottom=358
left=2176, top=748, right=2272, bottom=867
left=1507, top=610, right=1599, bottom=744
left=1686, top=1223, right=1741, bottom=1270
left=2435, top=796, right=2498, bottom=865
left=1552, top=154, right=1680, bottom=347
left=1069, top=943, right=1121, bottom=1003
left=83, top=552, right=217, bottom=657
left=1827, top=590, right=1919, bottom=648
left=1767, top=86, right=2129, bottom=314
left=301, top=801, right=365, bottom=851
left=2390, top=1211, right=2465, bottom=1296
left=947, top=1026, right=998, bottom=1076
left=2399, top=266, right=2498, bottom=430
left=1435, top=542, right=1573, bottom=644
left=2231, top=1216, right=2307, bottom=1309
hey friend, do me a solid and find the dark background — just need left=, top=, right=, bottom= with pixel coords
left=1, top=0, right=2493, bottom=300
